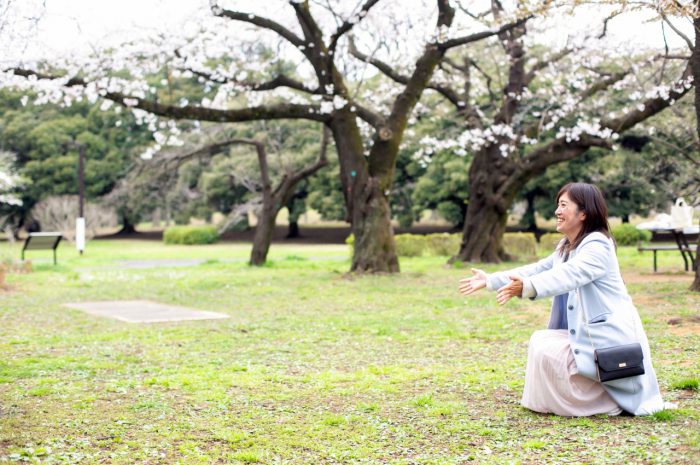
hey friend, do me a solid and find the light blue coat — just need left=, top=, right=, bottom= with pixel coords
left=487, top=232, right=664, bottom=415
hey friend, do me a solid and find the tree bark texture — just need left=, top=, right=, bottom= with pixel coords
left=249, top=129, right=329, bottom=266
left=250, top=202, right=277, bottom=266
left=691, top=9, right=700, bottom=291
left=455, top=145, right=520, bottom=262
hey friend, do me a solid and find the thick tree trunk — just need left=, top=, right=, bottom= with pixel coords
left=286, top=221, right=299, bottom=239
left=250, top=204, right=277, bottom=266
left=454, top=146, right=520, bottom=263
left=457, top=196, right=510, bottom=262
left=350, top=178, right=399, bottom=272
left=331, top=113, right=400, bottom=273
left=521, top=191, right=539, bottom=233
left=691, top=12, right=700, bottom=291
left=117, top=216, right=137, bottom=235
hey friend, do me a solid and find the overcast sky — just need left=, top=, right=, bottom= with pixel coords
left=2, top=0, right=694, bottom=62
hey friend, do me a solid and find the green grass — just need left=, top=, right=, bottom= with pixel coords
left=0, top=240, right=698, bottom=464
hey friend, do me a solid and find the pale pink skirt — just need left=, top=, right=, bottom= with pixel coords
left=521, top=329, right=622, bottom=417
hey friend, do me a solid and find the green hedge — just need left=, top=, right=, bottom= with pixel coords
left=503, top=232, right=537, bottom=260
left=163, top=225, right=220, bottom=245
left=346, top=233, right=461, bottom=258
left=425, top=233, right=461, bottom=257
left=612, top=223, right=651, bottom=246
left=538, top=233, right=564, bottom=253
left=394, top=234, right=428, bottom=257
left=347, top=232, right=537, bottom=259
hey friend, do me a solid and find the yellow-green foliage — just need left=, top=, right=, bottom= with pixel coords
left=612, top=224, right=652, bottom=246
left=163, top=225, right=219, bottom=245
left=538, top=233, right=563, bottom=253
left=394, top=234, right=426, bottom=257
left=502, top=232, right=537, bottom=260
left=425, top=233, right=461, bottom=257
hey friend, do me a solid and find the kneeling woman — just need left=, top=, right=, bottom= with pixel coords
left=459, top=182, right=665, bottom=416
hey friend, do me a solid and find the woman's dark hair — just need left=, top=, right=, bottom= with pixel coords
left=556, top=182, right=614, bottom=258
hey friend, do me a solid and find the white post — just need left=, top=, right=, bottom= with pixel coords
left=76, top=217, right=85, bottom=255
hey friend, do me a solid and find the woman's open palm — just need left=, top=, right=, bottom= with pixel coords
left=458, top=268, right=488, bottom=296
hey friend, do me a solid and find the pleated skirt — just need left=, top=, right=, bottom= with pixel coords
left=521, top=329, right=622, bottom=417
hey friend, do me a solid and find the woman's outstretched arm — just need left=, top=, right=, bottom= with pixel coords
left=458, top=268, right=488, bottom=296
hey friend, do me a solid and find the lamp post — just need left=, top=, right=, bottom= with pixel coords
left=66, top=141, right=86, bottom=255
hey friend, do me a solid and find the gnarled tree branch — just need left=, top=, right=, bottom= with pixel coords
left=211, top=2, right=304, bottom=48
left=328, top=0, right=382, bottom=52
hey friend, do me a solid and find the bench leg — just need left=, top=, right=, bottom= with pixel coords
left=653, top=250, right=657, bottom=272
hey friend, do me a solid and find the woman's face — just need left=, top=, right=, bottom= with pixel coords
left=555, top=192, right=586, bottom=240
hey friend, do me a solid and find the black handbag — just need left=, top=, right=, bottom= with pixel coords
left=594, top=343, right=645, bottom=382
left=577, top=291, right=645, bottom=382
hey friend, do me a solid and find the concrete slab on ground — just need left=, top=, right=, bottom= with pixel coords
left=64, top=300, right=230, bottom=323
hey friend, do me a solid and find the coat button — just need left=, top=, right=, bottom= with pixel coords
left=568, top=305, right=574, bottom=311
left=574, top=349, right=580, bottom=354
left=570, top=329, right=576, bottom=335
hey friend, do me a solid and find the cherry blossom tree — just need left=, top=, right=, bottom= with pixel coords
left=0, top=150, right=24, bottom=239
left=0, top=151, right=22, bottom=208
left=0, top=0, right=533, bottom=273
left=356, top=1, right=693, bottom=262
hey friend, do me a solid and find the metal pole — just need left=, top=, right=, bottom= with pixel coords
left=75, top=142, right=85, bottom=255
left=78, top=144, right=85, bottom=219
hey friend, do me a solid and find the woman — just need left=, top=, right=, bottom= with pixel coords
left=459, top=183, right=666, bottom=416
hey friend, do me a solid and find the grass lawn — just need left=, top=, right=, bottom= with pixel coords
left=0, top=239, right=698, bottom=464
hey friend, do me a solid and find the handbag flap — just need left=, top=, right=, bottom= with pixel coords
left=596, top=343, right=644, bottom=372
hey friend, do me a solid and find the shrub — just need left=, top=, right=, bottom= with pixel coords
left=30, top=195, right=118, bottom=242
left=503, top=232, right=537, bottom=259
left=394, top=234, right=426, bottom=257
left=425, top=233, right=461, bottom=257
left=612, top=223, right=651, bottom=246
left=538, top=232, right=564, bottom=253
left=163, top=225, right=219, bottom=245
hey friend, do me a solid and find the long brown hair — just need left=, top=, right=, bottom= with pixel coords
left=556, top=182, right=614, bottom=258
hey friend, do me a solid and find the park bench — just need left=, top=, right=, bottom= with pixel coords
left=637, top=242, right=693, bottom=272
left=21, top=232, right=63, bottom=265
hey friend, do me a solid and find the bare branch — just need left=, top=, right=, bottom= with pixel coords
left=211, top=3, right=304, bottom=48
left=353, top=103, right=385, bottom=128
left=655, top=54, right=691, bottom=60
left=278, top=125, right=330, bottom=193
left=347, top=36, right=406, bottom=83
left=348, top=36, right=463, bottom=108
left=328, top=0, right=381, bottom=52
left=439, top=15, right=532, bottom=50
left=661, top=14, right=693, bottom=50
left=289, top=1, right=325, bottom=48
left=458, top=5, right=491, bottom=22
left=183, top=66, right=319, bottom=94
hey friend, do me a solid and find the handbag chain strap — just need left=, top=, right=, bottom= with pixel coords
left=575, top=288, right=641, bottom=383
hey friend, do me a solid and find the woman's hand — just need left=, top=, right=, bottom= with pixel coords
left=458, top=268, right=488, bottom=296
left=496, top=274, right=523, bottom=306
